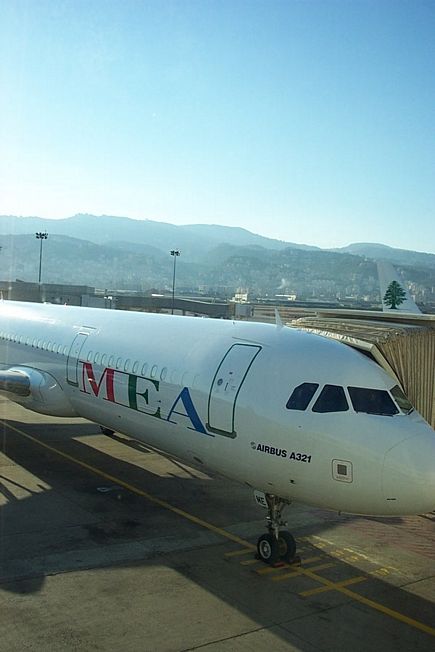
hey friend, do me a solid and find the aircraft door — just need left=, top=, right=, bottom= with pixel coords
left=207, top=344, right=261, bottom=437
left=66, top=331, right=92, bottom=386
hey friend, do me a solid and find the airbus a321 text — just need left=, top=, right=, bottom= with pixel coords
left=0, top=301, right=434, bottom=564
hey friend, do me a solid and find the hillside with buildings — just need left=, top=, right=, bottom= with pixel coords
left=0, top=215, right=434, bottom=309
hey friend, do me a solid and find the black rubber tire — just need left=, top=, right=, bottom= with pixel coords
left=257, top=533, right=280, bottom=565
left=277, top=530, right=297, bottom=562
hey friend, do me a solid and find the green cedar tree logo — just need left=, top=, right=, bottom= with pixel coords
left=383, top=280, right=407, bottom=309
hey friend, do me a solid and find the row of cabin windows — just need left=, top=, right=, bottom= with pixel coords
left=84, top=352, right=199, bottom=386
left=0, top=331, right=70, bottom=355
left=286, top=382, right=413, bottom=416
left=85, top=350, right=168, bottom=381
left=0, top=333, right=187, bottom=386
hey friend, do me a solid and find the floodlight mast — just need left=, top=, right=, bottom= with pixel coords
left=170, top=249, right=180, bottom=315
left=35, top=232, right=48, bottom=285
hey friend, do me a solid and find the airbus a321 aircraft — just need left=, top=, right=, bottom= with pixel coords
left=0, top=300, right=434, bottom=564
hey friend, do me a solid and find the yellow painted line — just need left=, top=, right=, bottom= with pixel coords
left=305, top=535, right=399, bottom=575
left=4, top=419, right=435, bottom=638
left=255, top=564, right=285, bottom=575
left=240, top=559, right=259, bottom=566
left=300, top=575, right=367, bottom=597
left=339, top=587, right=435, bottom=637
left=373, top=568, right=390, bottom=577
left=299, top=566, right=435, bottom=637
left=297, top=555, right=323, bottom=565
left=2, top=420, right=256, bottom=551
left=224, top=548, right=253, bottom=558
left=272, top=563, right=337, bottom=582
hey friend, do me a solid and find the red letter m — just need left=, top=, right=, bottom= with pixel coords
left=81, top=363, right=115, bottom=402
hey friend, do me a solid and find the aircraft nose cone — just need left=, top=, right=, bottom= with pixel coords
left=382, top=432, right=435, bottom=514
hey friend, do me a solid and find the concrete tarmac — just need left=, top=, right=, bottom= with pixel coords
left=0, top=397, right=434, bottom=651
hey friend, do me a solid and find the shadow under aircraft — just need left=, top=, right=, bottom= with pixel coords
left=0, top=413, right=434, bottom=651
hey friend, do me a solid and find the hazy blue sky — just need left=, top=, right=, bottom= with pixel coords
left=1, top=0, right=434, bottom=251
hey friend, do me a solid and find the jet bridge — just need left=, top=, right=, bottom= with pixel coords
left=291, top=310, right=435, bottom=429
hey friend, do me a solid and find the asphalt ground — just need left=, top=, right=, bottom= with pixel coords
left=0, top=396, right=434, bottom=651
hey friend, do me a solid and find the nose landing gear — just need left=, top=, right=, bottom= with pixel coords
left=256, top=493, right=297, bottom=565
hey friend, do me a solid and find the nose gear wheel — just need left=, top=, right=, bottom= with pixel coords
left=256, top=494, right=297, bottom=564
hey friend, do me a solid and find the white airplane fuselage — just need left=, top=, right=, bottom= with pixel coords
left=0, top=300, right=434, bottom=517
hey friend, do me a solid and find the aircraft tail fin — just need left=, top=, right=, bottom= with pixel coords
left=377, top=261, right=421, bottom=314
left=275, top=308, right=284, bottom=328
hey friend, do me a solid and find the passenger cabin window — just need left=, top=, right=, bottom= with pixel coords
left=286, top=383, right=319, bottom=410
left=348, top=387, right=399, bottom=416
left=390, top=385, right=414, bottom=414
left=312, top=385, right=349, bottom=413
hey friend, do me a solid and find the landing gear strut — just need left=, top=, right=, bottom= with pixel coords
left=256, top=494, right=296, bottom=565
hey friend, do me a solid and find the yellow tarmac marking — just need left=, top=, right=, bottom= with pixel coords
left=2, top=421, right=256, bottom=551
left=307, top=535, right=398, bottom=574
left=339, top=589, right=435, bottom=637
left=4, top=419, right=435, bottom=638
left=296, top=555, right=323, bottom=565
left=224, top=548, right=253, bottom=558
left=298, top=566, right=435, bottom=637
left=272, top=562, right=336, bottom=582
left=255, top=564, right=286, bottom=575
left=300, top=575, right=367, bottom=597
left=240, top=559, right=259, bottom=566
left=373, top=567, right=390, bottom=577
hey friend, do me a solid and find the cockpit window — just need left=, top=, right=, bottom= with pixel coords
left=390, top=385, right=414, bottom=414
left=348, top=387, right=399, bottom=416
left=312, top=385, right=349, bottom=413
left=286, top=383, right=319, bottom=410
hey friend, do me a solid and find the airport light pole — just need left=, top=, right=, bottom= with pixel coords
left=170, top=249, right=180, bottom=315
left=35, top=231, right=48, bottom=284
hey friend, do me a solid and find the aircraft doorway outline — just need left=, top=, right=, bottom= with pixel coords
left=207, top=343, right=261, bottom=438
left=66, top=329, right=95, bottom=387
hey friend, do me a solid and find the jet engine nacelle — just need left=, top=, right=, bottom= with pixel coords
left=1, top=366, right=78, bottom=417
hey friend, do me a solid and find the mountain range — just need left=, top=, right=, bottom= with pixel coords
left=0, top=214, right=434, bottom=305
